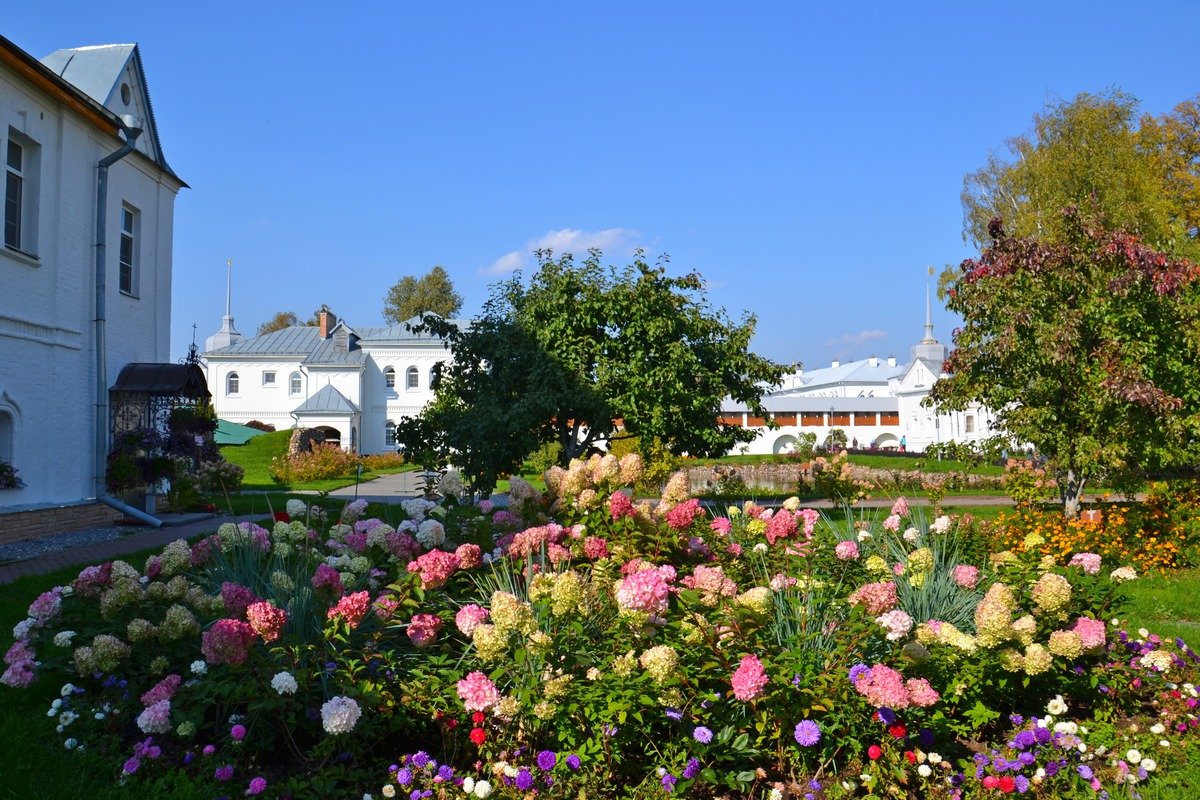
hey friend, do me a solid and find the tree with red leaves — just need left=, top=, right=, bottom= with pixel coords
left=930, top=208, right=1200, bottom=518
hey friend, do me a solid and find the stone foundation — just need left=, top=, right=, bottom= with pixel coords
left=0, top=503, right=125, bottom=546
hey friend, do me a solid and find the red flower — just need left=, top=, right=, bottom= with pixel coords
left=868, top=745, right=882, bottom=760
left=469, top=727, right=487, bottom=746
left=998, top=776, right=1016, bottom=793
left=273, top=512, right=290, bottom=522
left=888, top=723, right=908, bottom=739
left=472, top=712, right=486, bottom=725
left=904, top=750, right=916, bottom=764
left=445, top=718, right=458, bottom=729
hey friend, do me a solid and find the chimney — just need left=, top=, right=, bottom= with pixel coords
left=868, top=356, right=878, bottom=367
left=887, top=355, right=896, bottom=367
left=318, top=307, right=337, bottom=339
left=831, top=360, right=840, bottom=369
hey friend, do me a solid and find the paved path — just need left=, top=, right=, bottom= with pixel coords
left=326, top=470, right=426, bottom=502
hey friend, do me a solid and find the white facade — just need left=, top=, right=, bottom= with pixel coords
left=0, top=37, right=184, bottom=509
left=202, top=311, right=455, bottom=454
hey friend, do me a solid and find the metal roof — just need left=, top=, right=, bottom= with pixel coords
left=215, top=419, right=267, bottom=446
left=292, top=385, right=358, bottom=416
left=305, top=339, right=367, bottom=366
left=110, top=362, right=210, bottom=398
left=722, top=395, right=899, bottom=414
left=205, top=319, right=461, bottom=359
left=205, top=326, right=321, bottom=356
left=793, top=357, right=906, bottom=389
left=357, top=317, right=465, bottom=343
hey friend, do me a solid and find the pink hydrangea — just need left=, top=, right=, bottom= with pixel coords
left=73, top=562, right=113, bottom=596
left=201, top=619, right=256, bottom=666
left=609, top=491, right=636, bottom=520
left=327, top=591, right=371, bottom=629
left=221, top=583, right=259, bottom=618
left=373, top=594, right=400, bottom=621
left=665, top=498, right=704, bottom=531
left=852, top=663, right=910, bottom=709
left=891, top=497, right=910, bottom=517
left=507, top=525, right=552, bottom=559
left=384, top=532, right=420, bottom=561
left=406, top=549, right=460, bottom=590
left=144, top=556, right=163, bottom=580
left=457, top=670, right=500, bottom=711
left=344, top=531, right=368, bottom=553
left=547, top=542, right=573, bottom=566
left=583, top=536, right=609, bottom=560
left=710, top=516, right=732, bottom=535
left=0, top=661, right=36, bottom=688
left=190, top=536, right=215, bottom=567
left=455, top=543, right=483, bottom=570
left=797, top=508, right=819, bottom=537
left=905, top=677, right=940, bottom=707
left=407, top=613, right=443, bottom=647
left=1068, top=553, right=1102, bottom=575
left=883, top=514, right=901, bottom=533
left=765, top=510, right=799, bottom=545
left=1073, top=616, right=1107, bottom=650
left=136, top=699, right=173, bottom=734
left=835, top=540, right=859, bottom=560
left=455, top=604, right=490, bottom=636
left=953, top=565, right=980, bottom=589
left=731, top=654, right=769, bottom=701
left=246, top=601, right=288, bottom=642
left=140, top=674, right=182, bottom=707
left=848, top=581, right=899, bottom=615
left=681, top=565, right=738, bottom=602
left=615, top=566, right=673, bottom=616
left=311, top=564, right=345, bottom=595
left=27, top=589, right=63, bottom=627
left=4, top=639, right=35, bottom=666
left=875, top=609, right=914, bottom=641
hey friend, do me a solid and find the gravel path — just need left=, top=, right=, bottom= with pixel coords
left=0, top=523, right=144, bottom=564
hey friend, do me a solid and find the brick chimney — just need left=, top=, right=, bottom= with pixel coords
left=318, top=307, right=337, bottom=339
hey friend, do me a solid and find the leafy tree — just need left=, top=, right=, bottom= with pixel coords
left=962, top=90, right=1200, bottom=259
left=411, top=249, right=783, bottom=495
left=257, top=311, right=300, bottom=335
left=382, top=265, right=463, bottom=324
left=929, top=210, right=1200, bottom=518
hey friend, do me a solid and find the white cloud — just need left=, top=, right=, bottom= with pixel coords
left=480, top=227, right=640, bottom=275
left=823, top=329, right=888, bottom=359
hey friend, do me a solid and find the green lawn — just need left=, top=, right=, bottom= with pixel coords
left=688, top=452, right=1005, bottom=477
left=1123, top=568, right=1200, bottom=646
left=220, top=430, right=416, bottom=492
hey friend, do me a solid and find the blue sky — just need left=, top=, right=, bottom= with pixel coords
left=8, top=3, right=1200, bottom=368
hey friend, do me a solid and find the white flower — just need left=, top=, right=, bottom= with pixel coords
left=1138, top=628, right=1151, bottom=639
left=1151, top=723, right=1166, bottom=735
left=917, top=764, right=932, bottom=777
left=286, top=499, right=308, bottom=517
left=1046, top=695, right=1068, bottom=716
left=12, top=618, right=34, bottom=640
left=473, top=779, right=493, bottom=798
left=903, top=528, right=920, bottom=543
left=783, top=497, right=801, bottom=511
left=857, top=531, right=872, bottom=542
left=320, top=696, right=362, bottom=735
left=190, top=660, right=207, bottom=676
left=51, top=699, right=62, bottom=710
left=271, top=671, right=298, bottom=695
left=1141, top=758, right=1157, bottom=772
left=416, top=519, right=446, bottom=549
left=753, top=543, right=768, bottom=554
left=930, top=515, right=951, bottom=534
left=1110, top=566, right=1138, bottom=583
left=461, top=778, right=474, bottom=795
left=1160, top=740, right=1171, bottom=748
left=769, top=789, right=783, bottom=800
left=63, top=738, right=78, bottom=749
left=47, top=708, right=58, bottom=717
left=1127, top=749, right=1142, bottom=763
left=382, top=785, right=397, bottom=798
left=53, top=631, right=76, bottom=647
left=94, top=712, right=106, bottom=720
left=927, top=752, right=942, bottom=765
left=60, top=683, right=75, bottom=697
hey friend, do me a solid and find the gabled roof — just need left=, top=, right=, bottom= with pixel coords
left=205, top=326, right=320, bottom=356
left=292, top=385, right=358, bottom=416
left=357, top=317, right=466, bottom=344
left=204, top=319, right=461, bottom=359
left=40, top=43, right=179, bottom=181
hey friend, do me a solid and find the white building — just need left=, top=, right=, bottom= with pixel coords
left=722, top=295, right=997, bottom=455
left=202, top=309, right=456, bottom=454
left=0, top=35, right=185, bottom=513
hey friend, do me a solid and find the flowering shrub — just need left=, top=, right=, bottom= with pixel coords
left=2, top=475, right=1198, bottom=799
left=268, top=442, right=360, bottom=483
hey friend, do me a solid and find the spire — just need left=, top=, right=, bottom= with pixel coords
left=205, top=258, right=243, bottom=352
left=910, top=266, right=947, bottom=366
left=922, top=266, right=935, bottom=343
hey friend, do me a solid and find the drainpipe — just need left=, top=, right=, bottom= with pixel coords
left=94, top=117, right=161, bottom=527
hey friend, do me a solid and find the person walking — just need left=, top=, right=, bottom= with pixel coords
left=899, top=435, right=907, bottom=452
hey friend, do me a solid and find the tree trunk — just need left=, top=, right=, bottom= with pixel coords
left=1059, top=468, right=1086, bottom=520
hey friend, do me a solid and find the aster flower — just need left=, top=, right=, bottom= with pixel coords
left=794, top=719, right=821, bottom=746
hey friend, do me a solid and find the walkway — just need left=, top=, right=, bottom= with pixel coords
left=326, top=470, right=426, bottom=502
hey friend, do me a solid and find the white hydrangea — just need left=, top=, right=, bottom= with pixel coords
left=930, top=515, right=951, bottom=535
left=271, top=671, right=298, bottom=695
left=286, top=499, right=308, bottom=517
left=416, top=519, right=446, bottom=549
left=320, top=696, right=361, bottom=734
left=1110, top=566, right=1138, bottom=583
left=438, top=469, right=466, bottom=499
left=190, top=660, right=207, bottom=676
left=53, top=630, right=76, bottom=647
left=903, top=528, right=920, bottom=543
left=60, top=683, right=76, bottom=697
left=402, top=497, right=436, bottom=522
left=12, top=618, right=34, bottom=640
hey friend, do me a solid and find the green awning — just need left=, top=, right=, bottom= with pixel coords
left=215, top=419, right=268, bottom=446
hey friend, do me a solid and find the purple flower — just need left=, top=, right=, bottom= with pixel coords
left=693, top=726, right=713, bottom=744
left=1078, top=765, right=1094, bottom=780
left=682, top=758, right=701, bottom=779
left=436, top=765, right=454, bottom=781
left=246, top=777, right=267, bottom=796
left=1014, top=775, right=1030, bottom=793
left=536, top=750, right=556, bottom=771
left=516, top=768, right=534, bottom=791
left=565, top=754, right=581, bottom=770
left=661, top=773, right=677, bottom=791
left=848, top=663, right=871, bottom=682
left=122, top=757, right=141, bottom=775
left=397, top=768, right=413, bottom=785
left=412, top=751, right=431, bottom=769
left=877, top=707, right=897, bottom=725
left=794, top=719, right=821, bottom=747
left=183, top=752, right=194, bottom=766
left=215, top=765, right=234, bottom=782
left=665, top=707, right=683, bottom=721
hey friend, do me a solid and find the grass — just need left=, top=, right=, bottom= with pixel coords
left=1123, top=567, right=1200, bottom=645
left=687, top=452, right=1005, bottom=477
left=220, top=430, right=416, bottom=492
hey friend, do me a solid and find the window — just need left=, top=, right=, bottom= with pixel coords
left=384, top=420, right=396, bottom=448
left=4, top=131, right=38, bottom=256
left=289, top=372, right=302, bottom=395
left=0, top=410, right=13, bottom=464
left=119, top=204, right=138, bottom=295
left=262, top=371, right=276, bottom=386
left=965, top=414, right=975, bottom=434
left=383, top=366, right=396, bottom=389
left=226, top=372, right=240, bottom=395
left=406, top=366, right=419, bottom=390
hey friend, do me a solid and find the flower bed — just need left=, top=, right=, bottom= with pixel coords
left=2, top=456, right=1198, bottom=798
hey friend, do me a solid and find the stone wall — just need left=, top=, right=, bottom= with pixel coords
left=0, top=503, right=124, bottom=546
left=288, top=428, right=326, bottom=455
left=685, top=463, right=813, bottom=495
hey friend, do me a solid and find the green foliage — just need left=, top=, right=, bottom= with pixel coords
left=382, top=265, right=463, bottom=325
left=524, top=440, right=562, bottom=476
left=269, top=443, right=360, bottom=483
left=0, top=457, right=22, bottom=490
left=932, top=208, right=1200, bottom=518
left=823, top=427, right=847, bottom=450
left=257, top=310, right=301, bottom=335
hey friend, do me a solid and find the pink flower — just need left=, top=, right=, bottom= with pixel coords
left=547, top=542, right=572, bottom=566
left=583, top=536, right=609, bottom=560
left=246, top=776, right=267, bottom=796
left=1068, top=553, right=1102, bottom=575
left=407, top=613, right=443, bottom=647
left=457, top=670, right=500, bottom=711
left=507, top=525, right=552, bottom=558
left=848, top=581, right=899, bottom=615
left=201, top=619, right=256, bottom=666
left=311, top=564, right=344, bottom=595
left=906, top=678, right=940, bottom=707
left=609, top=491, right=636, bottom=520
left=615, top=567, right=673, bottom=616
left=875, top=609, right=914, bottom=641
left=853, top=663, right=910, bottom=709
left=883, top=514, right=901, bottom=533
left=952, top=565, right=980, bottom=589
left=731, top=654, right=769, bottom=701
left=1073, top=616, right=1107, bottom=650
left=144, top=556, right=163, bottom=580
left=406, top=549, right=460, bottom=590
left=765, top=510, right=799, bottom=545
left=344, top=531, right=369, bottom=553
left=835, top=540, right=859, bottom=560
left=710, top=516, right=731, bottom=535
left=0, top=661, right=36, bottom=688
left=665, top=498, right=704, bottom=530
left=373, top=594, right=400, bottom=621
left=455, top=543, right=483, bottom=569
left=246, top=601, right=288, bottom=642
left=220, top=582, right=260, bottom=618
left=479, top=499, right=494, bottom=514
left=797, top=508, right=820, bottom=536
left=4, top=639, right=35, bottom=665
left=327, top=591, right=371, bottom=629
left=681, top=565, right=738, bottom=602
left=384, top=532, right=420, bottom=561
left=455, top=604, right=490, bottom=636
left=230, top=724, right=247, bottom=741
left=136, top=699, right=172, bottom=733
left=140, top=674, right=182, bottom=707
left=891, top=497, right=910, bottom=517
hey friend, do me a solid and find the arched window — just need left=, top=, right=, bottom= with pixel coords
left=406, top=366, right=419, bottom=390
left=0, top=410, right=13, bottom=464
left=289, top=372, right=302, bottom=395
left=383, top=366, right=396, bottom=389
left=384, top=420, right=396, bottom=448
left=226, top=372, right=240, bottom=395
left=965, top=414, right=975, bottom=434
